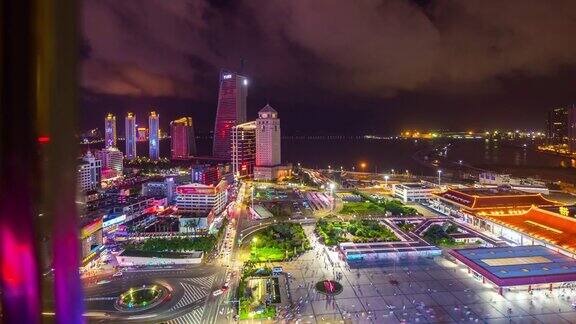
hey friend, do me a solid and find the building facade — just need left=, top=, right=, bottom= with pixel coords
left=212, top=70, right=248, bottom=160
left=392, top=183, right=434, bottom=202
left=255, top=104, right=281, bottom=166
left=78, top=151, right=102, bottom=192
left=104, top=113, right=117, bottom=148
left=142, top=177, right=175, bottom=202
left=95, top=147, right=123, bottom=179
left=546, top=105, right=576, bottom=145
left=125, top=112, right=137, bottom=159
left=170, top=117, right=196, bottom=159
left=231, top=121, right=256, bottom=178
left=149, top=111, right=160, bottom=160
left=253, top=104, right=290, bottom=180
left=191, top=164, right=219, bottom=186
left=175, top=180, right=228, bottom=215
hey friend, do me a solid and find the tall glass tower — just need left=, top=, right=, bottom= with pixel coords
left=149, top=111, right=160, bottom=160
left=212, top=69, right=248, bottom=160
left=125, top=112, right=137, bottom=160
left=104, top=113, right=117, bottom=148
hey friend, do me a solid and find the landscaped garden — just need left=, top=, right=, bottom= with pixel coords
left=315, top=218, right=399, bottom=246
left=338, top=191, right=418, bottom=216
left=422, top=224, right=457, bottom=246
left=340, top=201, right=385, bottom=215
left=249, top=223, right=311, bottom=262
left=238, top=264, right=278, bottom=320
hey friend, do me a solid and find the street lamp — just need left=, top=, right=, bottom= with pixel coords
left=384, top=175, right=389, bottom=188
left=437, top=170, right=442, bottom=186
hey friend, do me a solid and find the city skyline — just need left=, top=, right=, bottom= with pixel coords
left=81, top=1, right=576, bottom=134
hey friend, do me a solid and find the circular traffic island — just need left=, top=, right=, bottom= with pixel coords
left=115, top=285, right=169, bottom=312
left=315, top=280, right=343, bottom=296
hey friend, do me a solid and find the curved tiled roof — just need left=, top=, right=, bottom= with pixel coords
left=480, top=206, right=576, bottom=253
left=435, top=188, right=561, bottom=210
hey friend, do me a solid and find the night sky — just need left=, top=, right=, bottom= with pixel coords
left=81, top=0, right=576, bottom=135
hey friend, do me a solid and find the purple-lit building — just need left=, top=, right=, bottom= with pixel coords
left=212, top=69, right=248, bottom=160
left=170, top=117, right=196, bottom=159
left=104, top=113, right=117, bottom=148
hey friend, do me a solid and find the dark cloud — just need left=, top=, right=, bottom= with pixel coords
left=81, top=0, right=576, bottom=131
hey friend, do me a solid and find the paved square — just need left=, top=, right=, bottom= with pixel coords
left=274, top=225, right=576, bottom=323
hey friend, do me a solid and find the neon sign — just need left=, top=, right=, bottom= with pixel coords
left=103, top=214, right=126, bottom=228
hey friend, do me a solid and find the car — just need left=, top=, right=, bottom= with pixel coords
left=97, top=280, right=111, bottom=285
left=112, top=271, right=123, bottom=277
left=213, top=289, right=224, bottom=297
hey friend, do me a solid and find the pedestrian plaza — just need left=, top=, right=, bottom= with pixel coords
left=275, top=227, right=576, bottom=323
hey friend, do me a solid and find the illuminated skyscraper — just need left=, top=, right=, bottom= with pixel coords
left=212, top=69, right=248, bottom=160
left=231, top=121, right=256, bottom=178
left=149, top=111, right=160, bottom=160
left=547, top=107, right=569, bottom=144
left=256, top=104, right=281, bottom=166
left=125, top=112, right=137, bottom=160
left=104, top=113, right=117, bottom=148
left=170, top=117, right=196, bottom=159
left=254, top=104, right=291, bottom=181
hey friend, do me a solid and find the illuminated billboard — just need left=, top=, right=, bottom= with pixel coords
left=81, top=218, right=103, bottom=239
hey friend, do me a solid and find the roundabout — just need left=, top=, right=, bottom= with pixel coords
left=314, top=280, right=343, bottom=296
left=115, top=284, right=169, bottom=312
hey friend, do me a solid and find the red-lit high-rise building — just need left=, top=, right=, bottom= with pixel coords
left=212, top=70, right=248, bottom=160
left=170, top=117, right=196, bottom=159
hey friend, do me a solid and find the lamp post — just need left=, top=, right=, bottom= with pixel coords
left=384, top=175, right=389, bottom=188
left=437, top=170, right=442, bottom=186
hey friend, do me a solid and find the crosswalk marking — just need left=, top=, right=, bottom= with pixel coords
left=183, top=274, right=215, bottom=289
left=170, top=274, right=215, bottom=311
left=84, top=296, right=117, bottom=301
left=168, top=306, right=204, bottom=324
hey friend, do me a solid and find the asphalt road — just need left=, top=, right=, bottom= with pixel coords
left=78, top=264, right=227, bottom=324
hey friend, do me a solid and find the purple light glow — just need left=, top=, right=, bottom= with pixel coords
left=0, top=189, right=40, bottom=323
left=53, top=195, right=85, bottom=324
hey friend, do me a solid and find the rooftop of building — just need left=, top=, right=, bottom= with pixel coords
left=449, top=245, right=576, bottom=287
left=258, top=104, right=277, bottom=114
left=478, top=206, right=576, bottom=253
left=434, top=187, right=561, bottom=210
left=339, top=241, right=440, bottom=256
left=234, top=120, right=256, bottom=129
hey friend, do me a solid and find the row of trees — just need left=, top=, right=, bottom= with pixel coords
left=251, top=223, right=311, bottom=260
left=316, top=218, right=399, bottom=246
left=125, top=236, right=216, bottom=252
left=353, top=190, right=418, bottom=216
